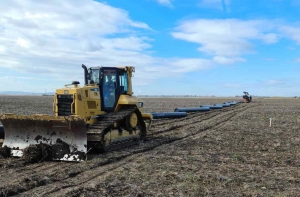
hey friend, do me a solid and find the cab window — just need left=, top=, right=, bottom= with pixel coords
left=89, top=69, right=100, bottom=84
left=119, top=72, right=128, bottom=94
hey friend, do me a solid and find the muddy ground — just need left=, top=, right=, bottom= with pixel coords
left=0, top=96, right=300, bottom=196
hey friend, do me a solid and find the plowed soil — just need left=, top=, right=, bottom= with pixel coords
left=0, top=96, right=300, bottom=196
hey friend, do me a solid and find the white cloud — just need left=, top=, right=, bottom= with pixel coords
left=16, top=38, right=30, bottom=48
left=213, top=56, right=245, bottom=64
left=169, top=58, right=213, bottom=72
left=131, top=57, right=214, bottom=85
left=0, top=74, right=76, bottom=94
left=279, top=26, right=300, bottom=44
left=261, top=33, right=279, bottom=44
left=0, top=0, right=215, bottom=92
left=99, top=36, right=152, bottom=51
left=171, top=19, right=279, bottom=61
left=155, top=0, right=174, bottom=8
left=0, top=46, right=5, bottom=54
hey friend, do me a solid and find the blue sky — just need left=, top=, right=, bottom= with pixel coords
left=0, top=0, right=300, bottom=96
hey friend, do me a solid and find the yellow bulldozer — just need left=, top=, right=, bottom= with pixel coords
left=0, top=64, right=152, bottom=161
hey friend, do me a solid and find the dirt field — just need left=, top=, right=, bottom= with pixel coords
left=0, top=96, right=300, bottom=196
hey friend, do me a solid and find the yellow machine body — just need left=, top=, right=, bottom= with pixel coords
left=0, top=65, right=152, bottom=162
left=54, top=85, right=145, bottom=125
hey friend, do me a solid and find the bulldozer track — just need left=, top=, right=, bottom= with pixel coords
left=87, top=106, right=146, bottom=135
left=87, top=106, right=147, bottom=150
left=87, top=107, right=137, bottom=134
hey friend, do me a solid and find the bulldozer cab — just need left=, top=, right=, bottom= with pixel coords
left=83, top=65, right=134, bottom=113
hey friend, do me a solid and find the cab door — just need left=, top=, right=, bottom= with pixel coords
left=100, top=68, right=120, bottom=112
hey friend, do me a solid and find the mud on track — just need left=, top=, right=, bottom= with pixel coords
left=1, top=96, right=300, bottom=196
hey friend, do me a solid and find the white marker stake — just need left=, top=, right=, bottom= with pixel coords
left=270, top=116, right=272, bottom=127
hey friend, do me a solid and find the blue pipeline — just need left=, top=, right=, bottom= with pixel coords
left=151, top=112, right=187, bottom=119
left=200, top=104, right=223, bottom=109
left=174, top=106, right=211, bottom=112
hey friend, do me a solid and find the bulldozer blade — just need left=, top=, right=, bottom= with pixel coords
left=0, top=114, right=87, bottom=162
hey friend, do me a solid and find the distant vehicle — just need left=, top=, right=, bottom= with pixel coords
left=243, top=91, right=252, bottom=103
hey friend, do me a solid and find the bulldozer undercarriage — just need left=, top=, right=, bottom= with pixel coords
left=0, top=106, right=149, bottom=162
left=86, top=106, right=147, bottom=153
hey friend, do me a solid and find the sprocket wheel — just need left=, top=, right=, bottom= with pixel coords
left=126, top=112, right=138, bottom=132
